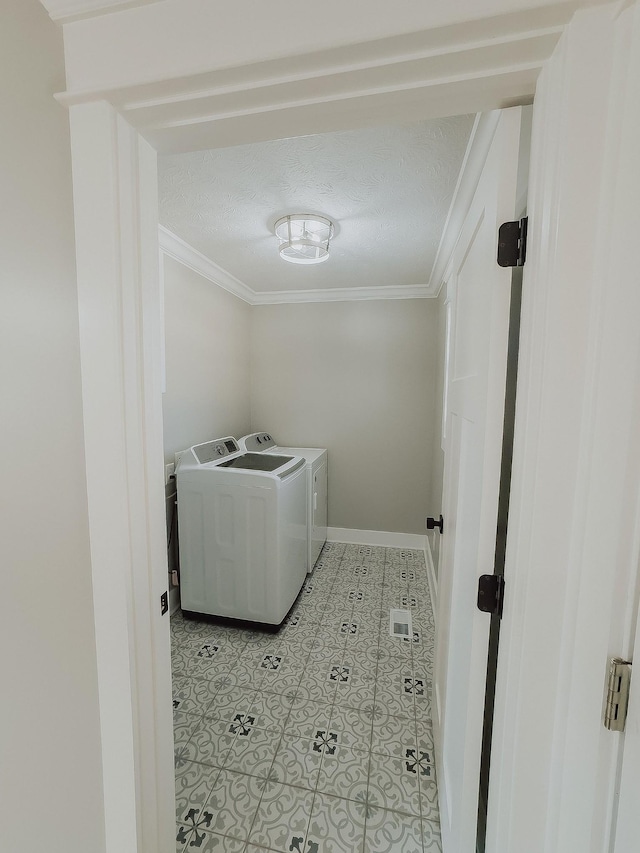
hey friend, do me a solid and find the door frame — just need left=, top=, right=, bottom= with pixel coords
left=433, top=106, right=523, bottom=852
left=56, top=2, right=640, bottom=852
left=68, top=102, right=175, bottom=853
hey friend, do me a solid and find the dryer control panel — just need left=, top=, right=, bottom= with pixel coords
left=193, top=436, right=239, bottom=464
left=243, top=432, right=276, bottom=452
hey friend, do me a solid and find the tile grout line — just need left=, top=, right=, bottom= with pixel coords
left=226, top=648, right=309, bottom=850
left=360, top=546, right=388, bottom=850
left=257, top=600, right=330, bottom=846
left=245, top=546, right=347, bottom=852
left=301, top=543, right=348, bottom=852
left=197, top=631, right=256, bottom=846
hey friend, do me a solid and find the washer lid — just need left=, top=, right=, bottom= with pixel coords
left=217, top=452, right=295, bottom=473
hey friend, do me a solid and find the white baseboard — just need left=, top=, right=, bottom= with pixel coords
left=327, top=527, right=427, bottom=550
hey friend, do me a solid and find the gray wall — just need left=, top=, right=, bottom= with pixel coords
left=161, top=269, right=443, bottom=541
left=0, top=2, right=106, bottom=850
left=251, top=300, right=438, bottom=535
left=162, top=255, right=252, bottom=462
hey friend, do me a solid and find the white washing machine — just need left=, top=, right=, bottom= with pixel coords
left=238, top=432, right=327, bottom=573
left=175, top=436, right=307, bottom=625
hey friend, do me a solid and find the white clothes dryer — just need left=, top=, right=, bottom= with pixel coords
left=175, top=436, right=307, bottom=625
left=238, top=432, right=327, bottom=573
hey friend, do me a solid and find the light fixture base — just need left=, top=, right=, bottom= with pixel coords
left=274, top=214, right=334, bottom=265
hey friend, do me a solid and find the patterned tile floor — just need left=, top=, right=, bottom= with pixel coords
left=171, top=542, right=440, bottom=853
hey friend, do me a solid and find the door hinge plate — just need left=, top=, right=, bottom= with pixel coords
left=497, top=217, right=528, bottom=267
left=160, top=590, right=169, bottom=616
left=426, top=514, right=444, bottom=534
left=604, top=657, right=632, bottom=731
left=477, top=575, right=505, bottom=617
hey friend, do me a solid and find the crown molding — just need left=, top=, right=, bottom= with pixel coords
left=40, top=0, right=160, bottom=23
left=158, top=227, right=435, bottom=304
left=428, top=110, right=503, bottom=295
left=158, top=226, right=255, bottom=304
left=252, top=284, right=434, bottom=305
left=52, top=4, right=576, bottom=154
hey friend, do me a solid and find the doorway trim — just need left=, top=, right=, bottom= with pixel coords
left=56, top=2, right=640, bottom=852
left=69, top=101, right=174, bottom=853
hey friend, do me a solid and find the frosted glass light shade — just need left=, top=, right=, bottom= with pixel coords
left=274, top=214, right=334, bottom=264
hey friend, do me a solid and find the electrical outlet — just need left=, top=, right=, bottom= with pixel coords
left=165, top=462, right=175, bottom=485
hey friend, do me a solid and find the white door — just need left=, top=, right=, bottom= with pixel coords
left=433, top=108, right=522, bottom=852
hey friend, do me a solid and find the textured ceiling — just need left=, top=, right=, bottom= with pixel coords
left=158, top=115, right=475, bottom=294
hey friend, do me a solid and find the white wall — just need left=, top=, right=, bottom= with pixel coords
left=251, top=299, right=438, bottom=535
left=162, top=255, right=252, bottom=462
left=0, top=2, right=105, bottom=851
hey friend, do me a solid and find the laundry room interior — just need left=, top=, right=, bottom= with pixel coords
left=158, top=111, right=490, bottom=852
left=159, top=117, right=474, bottom=613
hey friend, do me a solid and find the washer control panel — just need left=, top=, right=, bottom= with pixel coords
left=243, top=432, right=276, bottom=452
left=193, top=436, right=239, bottom=464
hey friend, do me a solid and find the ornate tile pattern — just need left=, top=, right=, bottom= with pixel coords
left=229, top=714, right=255, bottom=736
left=172, top=542, right=440, bottom=852
left=405, top=748, right=435, bottom=779
left=403, top=630, right=422, bottom=644
left=312, top=730, right=339, bottom=755
left=404, top=677, right=425, bottom=695
left=328, top=665, right=351, bottom=683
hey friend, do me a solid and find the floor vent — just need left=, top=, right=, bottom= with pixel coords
left=389, top=608, right=413, bottom=639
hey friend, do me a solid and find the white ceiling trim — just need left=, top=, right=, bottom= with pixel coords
left=144, top=59, right=543, bottom=133
left=428, top=110, right=503, bottom=295
left=252, top=284, right=433, bottom=305
left=159, top=226, right=435, bottom=305
left=42, top=0, right=159, bottom=23
left=53, top=4, right=575, bottom=102
left=51, top=5, right=569, bottom=155
left=159, top=226, right=254, bottom=305
left=126, top=31, right=559, bottom=121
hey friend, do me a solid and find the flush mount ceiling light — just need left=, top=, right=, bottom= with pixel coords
left=274, top=214, right=334, bottom=265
